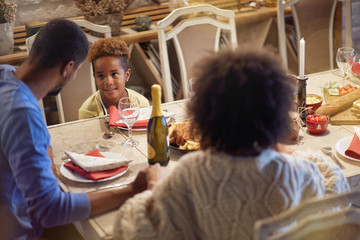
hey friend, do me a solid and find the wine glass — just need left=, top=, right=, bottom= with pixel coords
left=336, top=47, right=356, bottom=86
left=118, top=97, right=140, bottom=147
left=188, top=78, right=196, bottom=98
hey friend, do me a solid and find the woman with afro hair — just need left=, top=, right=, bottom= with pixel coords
left=112, top=48, right=349, bottom=240
left=79, top=38, right=149, bottom=119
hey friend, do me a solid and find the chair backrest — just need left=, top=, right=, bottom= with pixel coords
left=25, top=19, right=112, bottom=124
left=157, top=3, right=237, bottom=102
left=59, top=20, right=111, bottom=122
left=277, top=0, right=339, bottom=74
left=254, top=190, right=360, bottom=240
left=71, top=19, right=112, bottom=44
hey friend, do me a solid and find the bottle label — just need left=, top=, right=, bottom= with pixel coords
left=147, top=143, right=156, bottom=159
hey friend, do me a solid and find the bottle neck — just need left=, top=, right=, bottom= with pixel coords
left=151, top=87, right=163, bottom=118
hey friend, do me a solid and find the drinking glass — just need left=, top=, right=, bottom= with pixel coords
left=336, top=47, right=356, bottom=86
left=188, top=78, right=195, bottom=98
left=118, top=97, right=140, bottom=147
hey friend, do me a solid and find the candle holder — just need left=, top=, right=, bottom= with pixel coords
left=297, top=75, right=308, bottom=126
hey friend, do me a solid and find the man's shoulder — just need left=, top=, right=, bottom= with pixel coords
left=0, top=64, right=16, bottom=71
left=0, top=65, right=18, bottom=84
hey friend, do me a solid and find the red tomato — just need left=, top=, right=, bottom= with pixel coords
left=306, top=115, right=313, bottom=121
left=318, top=115, right=327, bottom=122
left=339, top=84, right=358, bottom=95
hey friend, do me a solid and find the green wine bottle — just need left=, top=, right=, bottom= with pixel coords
left=147, top=84, right=170, bottom=166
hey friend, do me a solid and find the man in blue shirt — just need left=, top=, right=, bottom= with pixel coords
left=0, top=19, right=156, bottom=239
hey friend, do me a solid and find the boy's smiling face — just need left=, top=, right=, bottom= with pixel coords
left=93, top=56, right=130, bottom=106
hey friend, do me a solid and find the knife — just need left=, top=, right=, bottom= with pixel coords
left=86, top=181, right=132, bottom=193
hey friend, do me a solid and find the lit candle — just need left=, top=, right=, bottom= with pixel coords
left=299, top=38, right=305, bottom=78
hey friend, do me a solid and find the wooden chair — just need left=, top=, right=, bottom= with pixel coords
left=254, top=190, right=360, bottom=240
left=61, top=20, right=111, bottom=122
left=277, top=0, right=352, bottom=74
left=26, top=34, right=65, bottom=124
left=26, top=20, right=112, bottom=124
left=157, top=3, right=237, bottom=102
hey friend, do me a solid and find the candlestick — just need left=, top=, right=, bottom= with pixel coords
left=299, top=38, right=305, bottom=78
left=297, top=75, right=308, bottom=126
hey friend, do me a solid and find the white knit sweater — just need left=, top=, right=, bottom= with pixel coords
left=113, top=149, right=349, bottom=240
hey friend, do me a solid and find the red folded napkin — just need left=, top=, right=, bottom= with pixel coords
left=352, top=60, right=360, bottom=76
left=345, top=134, right=360, bottom=159
left=64, top=149, right=129, bottom=181
left=108, top=105, right=148, bottom=128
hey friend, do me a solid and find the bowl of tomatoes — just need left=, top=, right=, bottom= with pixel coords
left=306, top=114, right=329, bottom=134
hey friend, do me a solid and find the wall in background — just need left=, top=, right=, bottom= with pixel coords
left=352, top=0, right=360, bottom=56
left=11, top=0, right=167, bottom=26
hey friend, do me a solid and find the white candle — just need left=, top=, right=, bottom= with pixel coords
left=299, top=38, right=305, bottom=78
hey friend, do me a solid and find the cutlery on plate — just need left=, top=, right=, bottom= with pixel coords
left=321, top=147, right=345, bottom=169
left=86, top=181, right=132, bottom=193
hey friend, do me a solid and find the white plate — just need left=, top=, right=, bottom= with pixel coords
left=116, top=126, right=147, bottom=131
left=114, top=107, right=175, bottom=131
left=169, top=145, right=196, bottom=153
left=335, top=135, right=360, bottom=162
left=60, top=152, right=130, bottom=183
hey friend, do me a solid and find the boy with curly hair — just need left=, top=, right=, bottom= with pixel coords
left=79, top=37, right=149, bottom=119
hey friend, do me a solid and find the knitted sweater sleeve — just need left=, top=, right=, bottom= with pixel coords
left=291, top=150, right=350, bottom=194
left=113, top=160, right=192, bottom=240
left=113, top=190, right=157, bottom=240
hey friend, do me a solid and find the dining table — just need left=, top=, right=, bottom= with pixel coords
left=49, top=69, right=360, bottom=240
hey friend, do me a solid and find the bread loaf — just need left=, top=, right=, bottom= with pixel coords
left=315, top=89, right=360, bottom=116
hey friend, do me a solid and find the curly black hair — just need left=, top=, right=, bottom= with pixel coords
left=88, top=37, right=130, bottom=71
left=188, top=48, right=293, bottom=154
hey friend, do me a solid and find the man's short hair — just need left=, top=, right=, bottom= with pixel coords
left=29, top=19, right=89, bottom=68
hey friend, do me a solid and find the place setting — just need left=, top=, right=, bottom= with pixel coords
left=108, top=97, right=176, bottom=145
left=335, top=127, right=360, bottom=164
left=59, top=148, right=132, bottom=184
left=333, top=47, right=360, bottom=85
left=351, top=58, right=360, bottom=78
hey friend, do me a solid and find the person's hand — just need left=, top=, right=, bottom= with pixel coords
left=275, top=143, right=294, bottom=154
left=144, top=163, right=168, bottom=190
left=130, top=170, right=148, bottom=194
left=130, top=164, right=168, bottom=193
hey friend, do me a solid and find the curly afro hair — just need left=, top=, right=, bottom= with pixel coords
left=188, top=47, right=294, bottom=154
left=88, top=37, right=130, bottom=70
